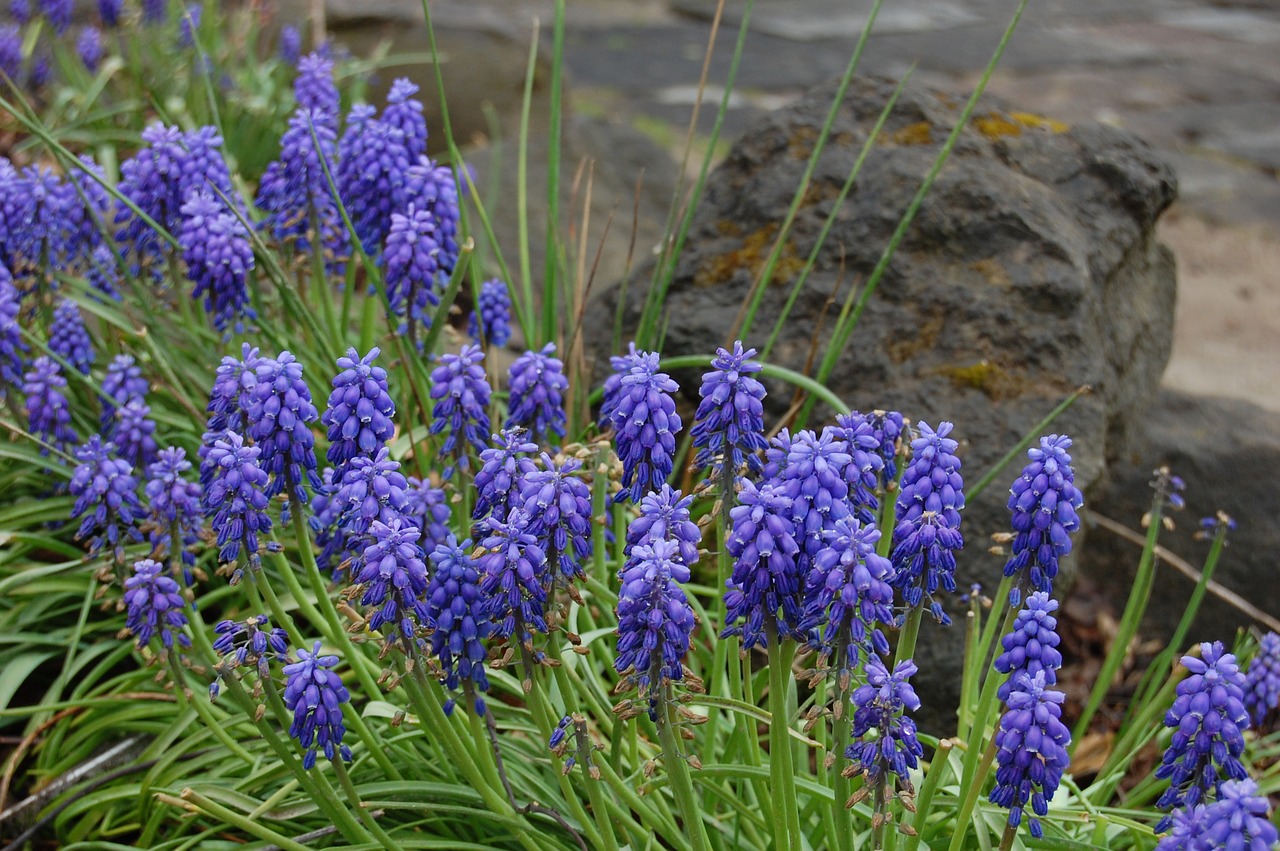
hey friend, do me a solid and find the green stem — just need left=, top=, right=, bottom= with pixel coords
left=903, top=739, right=953, bottom=851
left=332, top=756, right=408, bottom=851
left=167, top=654, right=255, bottom=764
left=657, top=689, right=712, bottom=851
left=766, top=626, right=802, bottom=851
left=895, top=606, right=925, bottom=666
left=178, top=788, right=314, bottom=851
left=998, top=823, right=1018, bottom=851
left=947, top=737, right=998, bottom=851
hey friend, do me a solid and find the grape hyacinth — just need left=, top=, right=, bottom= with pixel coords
left=506, top=344, right=568, bottom=442
left=211, top=615, right=289, bottom=697
left=101, top=354, right=148, bottom=430
left=427, top=535, right=493, bottom=714
left=624, top=484, right=701, bottom=568
left=520, top=454, right=594, bottom=583
left=354, top=517, right=431, bottom=654
left=282, top=642, right=352, bottom=770
left=1003, top=435, right=1084, bottom=604
left=615, top=538, right=697, bottom=719
left=472, top=429, right=538, bottom=529
left=382, top=203, right=443, bottom=342
left=1154, top=805, right=1206, bottom=851
left=603, top=347, right=681, bottom=503
left=1154, top=641, right=1250, bottom=828
left=141, top=0, right=166, bottom=24
left=1196, top=779, right=1278, bottom=850
left=279, top=25, right=301, bottom=65
left=294, top=52, right=339, bottom=124
left=69, top=436, right=144, bottom=560
left=799, top=515, right=895, bottom=681
left=691, top=341, right=768, bottom=481
left=179, top=191, right=256, bottom=335
left=23, top=356, right=77, bottom=454
left=206, top=344, right=262, bottom=433
left=476, top=510, right=549, bottom=684
left=10, top=0, right=29, bottom=24
left=255, top=108, right=348, bottom=267
left=831, top=415, right=887, bottom=525
left=321, top=448, right=411, bottom=578
left=178, top=3, right=201, bottom=48
left=994, top=591, right=1064, bottom=701
left=322, top=347, right=395, bottom=480
left=37, top=0, right=72, bottom=33
left=405, top=476, right=452, bottom=556
left=0, top=271, right=26, bottom=394
left=114, top=399, right=159, bottom=471
left=202, top=431, right=273, bottom=577
left=336, top=104, right=411, bottom=253
left=722, top=479, right=802, bottom=649
left=86, top=245, right=122, bottom=301
left=247, top=351, right=322, bottom=516
left=0, top=27, right=20, bottom=89
left=144, top=447, right=203, bottom=583
left=77, top=27, right=103, bottom=73
left=890, top=420, right=965, bottom=624
left=845, top=656, right=924, bottom=791
left=124, top=559, right=190, bottom=651
left=467, top=279, right=512, bottom=348
left=989, top=671, right=1072, bottom=839
left=97, top=0, right=120, bottom=28
left=395, top=157, right=462, bottom=270
left=1243, top=631, right=1280, bottom=727
left=770, top=428, right=853, bottom=575
left=429, top=344, right=491, bottom=474
left=49, top=299, right=94, bottom=375
left=383, top=78, right=428, bottom=160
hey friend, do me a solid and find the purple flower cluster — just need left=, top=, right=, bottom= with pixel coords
left=722, top=479, right=802, bottom=649
left=625, top=485, right=700, bottom=568
left=427, top=535, right=493, bottom=714
left=1155, top=642, right=1250, bottom=829
left=476, top=511, right=549, bottom=668
left=0, top=273, right=25, bottom=394
left=506, top=344, right=568, bottom=442
left=293, top=52, right=339, bottom=123
left=468, top=279, right=512, bottom=348
left=384, top=79, right=428, bottom=160
left=319, top=448, right=410, bottom=578
left=279, top=25, right=301, bottom=65
left=845, top=657, right=924, bottom=789
left=799, top=515, right=895, bottom=679
left=890, top=421, right=964, bottom=624
left=69, top=436, right=144, bottom=559
left=23, top=356, right=77, bottom=454
left=115, top=399, right=158, bottom=469
left=767, top=428, right=852, bottom=577
left=405, top=476, right=452, bottom=556
left=77, top=26, right=103, bottom=72
left=1164, top=779, right=1277, bottom=850
left=429, top=344, right=491, bottom=474
left=1003, top=435, right=1084, bottom=603
left=101, top=354, right=148, bottom=430
left=49, top=299, right=94, bottom=375
left=124, top=559, right=189, bottom=650
left=615, top=538, right=696, bottom=716
left=383, top=203, right=443, bottom=340
left=337, top=104, right=411, bottom=253
left=994, top=592, right=1063, bottom=702
left=179, top=191, right=256, bottom=335
left=283, top=642, right=352, bottom=769
left=472, top=429, right=538, bottom=529
left=520, top=454, right=594, bottom=583
left=211, top=615, right=289, bottom=695
left=399, top=157, right=461, bottom=277
left=321, top=347, right=396, bottom=480
left=691, top=341, right=768, bottom=481
left=354, top=517, right=431, bottom=653
left=202, top=430, right=273, bottom=576
left=602, top=346, right=681, bottom=503
left=989, top=671, right=1072, bottom=839
left=38, top=0, right=72, bottom=33
left=248, top=351, right=321, bottom=516
left=144, top=447, right=203, bottom=583
left=1243, top=631, right=1280, bottom=727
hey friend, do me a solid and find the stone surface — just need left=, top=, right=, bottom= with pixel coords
left=1080, top=388, right=1280, bottom=644
left=583, top=75, right=1179, bottom=731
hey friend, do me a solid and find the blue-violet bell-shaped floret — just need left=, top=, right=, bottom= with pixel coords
left=384, top=78, right=428, bottom=160
left=282, top=641, right=352, bottom=769
left=429, top=344, right=492, bottom=475
left=989, top=671, right=1072, bottom=840
left=846, top=656, right=924, bottom=790
left=206, top=344, right=262, bottom=434
left=202, top=430, right=273, bottom=577
left=691, top=341, right=768, bottom=481
left=506, top=343, right=569, bottom=441
left=722, top=478, right=803, bottom=649
left=1243, top=631, right=1280, bottom=727
left=124, top=558, right=190, bottom=650
left=476, top=510, right=549, bottom=679
left=890, top=420, right=965, bottom=623
left=69, top=435, right=144, bottom=559
left=336, top=104, right=411, bottom=253
left=624, top=484, right=701, bottom=567
left=427, top=535, right=493, bottom=714
left=467, top=279, right=512, bottom=348
left=772, top=427, right=853, bottom=573
left=49, top=299, right=94, bottom=375
left=353, top=517, right=431, bottom=654
left=615, top=538, right=696, bottom=716
left=1154, top=641, right=1250, bottom=829
left=321, top=347, right=396, bottom=479
left=248, top=351, right=322, bottom=515
left=1003, top=434, right=1083, bottom=604
left=994, top=591, right=1064, bottom=701
left=382, top=202, right=442, bottom=341
left=605, top=346, right=681, bottom=504
left=179, top=191, right=256, bottom=335
left=23, top=356, right=77, bottom=454
left=293, top=52, right=339, bottom=126
left=519, top=454, right=594, bottom=583
left=472, top=429, right=539, bottom=530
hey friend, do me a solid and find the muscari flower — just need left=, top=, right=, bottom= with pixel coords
left=321, top=347, right=396, bottom=480
left=202, top=430, right=273, bottom=577
left=800, top=515, right=895, bottom=681
left=336, top=104, right=411, bottom=253
left=124, top=558, right=190, bottom=650
left=211, top=615, right=289, bottom=697
left=0, top=27, right=21, bottom=89
left=1196, top=778, right=1278, bottom=850
left=144, top=447, right=203, bottom=583
left=603, top=346, right=681, bottom=504
left=994, top=591, right=1064, bottom=702
left=846, top=656, right=924, bottom=791
left=293, top=52, right=339, bottom=127
left=430, top=344, right=491, bottom=475
left=624, top=484, right=701, bottom=568
left=722, top=478, right=802, bottom=649
left=1243, top=631, right=1280, bottom=727
left=427, top=535, right=494, bottom=714
left=354, top=517, right=431, bottom=654
left=1154, top=642, right=1250, bottom=829
left=10, top=0, right=28, bottom=24
left=98, top=0, right=120, bottom=27
left=69, top=435, right=144, bottom=559
left=615, top=538, right=697, bottom=718
left=38, top=0, right=72, bottom=34
left=476, top=510, right=549, bottom=677
left=831, top=414, right=887, bottom=525
left=7, top=166, right=75, bottom=273
left=279, top=25, right=301, bottom=65
left=206, top=344, right=261, bottom=434
left=890, top=420, right=964, bottom=623
left=472, top=429, right=538, bottom=529
left=86, top=245, right=122, bottom=301
left=768, top=427, right=854, bottom=574
left=691, top=341, right=768, bottom=481
left=383, top=203, right=442, bottom=340
left=0, top=270, right=27, bottom=394
left=23, top=356, right=77, bottom=454
left=77, top=27, right=103, bottom=73
left=384, top=78, right=428, bottom=160
left=396, top=156, right=461, bottom=277
left=49, top=299, right=94, bottom=375
left=506, top=344, right=569, bottom=442
left=247, top=351, right=322, bottom=516
left=989, top=671, right=1072, bottom=839
left=282, top=641, right=352, bottom=769
left=141, top=0, right=166, bottom=25
left=179, top=191, right=256, bottom=335
left=322, top=447, right=410, bottom=578
left=101, top=354, right=148, bottom=430
left=405, top=476, right=452, bottom=556
left=115, top=398, right=159, bottom=470
left=1155, top=805, right=1206, bottom=851
left=520, top=454, right=594, bottom=583
left=1003, top=434, right=1083, bottom=604
left=178, top=3, right=200, bottom=48
left=468, top=279, right=512, bottom=348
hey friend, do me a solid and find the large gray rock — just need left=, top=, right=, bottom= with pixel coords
left=1081, top=389, right=1280, bottom=646
left=584, top=75, right=1179, bottom=732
